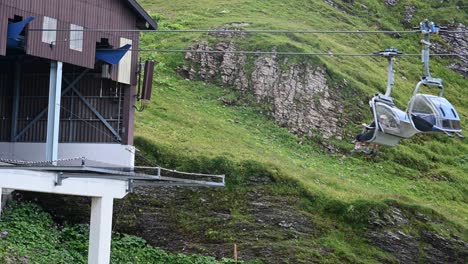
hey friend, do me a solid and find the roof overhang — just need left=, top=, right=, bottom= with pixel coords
left=124, top=0, right=158, bottom=30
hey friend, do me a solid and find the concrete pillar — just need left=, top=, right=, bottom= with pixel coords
left=46, top=61, right=63, bottom=163
left=88, top=196, right=114, bottom=264
left=0, top=187, right=2, bottom=216
left=0, top=188, right=14, bottom=216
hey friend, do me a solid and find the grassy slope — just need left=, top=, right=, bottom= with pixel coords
left=0, top=202, right=237, bottom=263
left=137, top=0, right=467, bottom=228
left=118, top=0, right=467, bottom=262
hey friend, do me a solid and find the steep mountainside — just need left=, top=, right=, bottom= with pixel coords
left=130, top=1, right=468, bottom=262
left=11, top=1, right=467, bottom=263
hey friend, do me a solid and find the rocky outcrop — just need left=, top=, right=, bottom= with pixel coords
left=115, top=186, right=326, bottom=263
left=433, top=24, right=468, bottom=77
left=252, top=58, right=342, bottom=139
left=179, top=42, right=348, bottom=139
left=403, top=5, right=416, bottom=25
left=384, top=0, right=399, bottom=6
left=368, top=206, right=468, bottom=263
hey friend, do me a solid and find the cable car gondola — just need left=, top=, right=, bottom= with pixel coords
left=353, top=20, right=463, bottom=153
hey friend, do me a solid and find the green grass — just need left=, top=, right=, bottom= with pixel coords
left=136, top=68, right=467, bottom=228
left=0, top=202, right=243, bottom=263
left=131, top=0, right=468, bottom=262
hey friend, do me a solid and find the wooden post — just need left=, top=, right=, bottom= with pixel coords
left=234, top=243, right=238, bottom=264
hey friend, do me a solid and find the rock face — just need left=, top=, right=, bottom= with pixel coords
left=113, top=186, right=326, bottom=263
left=435, top=24, right=468, bottom=78
left=368, top=206, right=468, bottom=263
left=384, top=0, right=399, bottom=6
left=250, top=56, right=343, bottom=139
left=403, top=5, right=416, bottom=25
left=178, top=41, right=348, bottom=139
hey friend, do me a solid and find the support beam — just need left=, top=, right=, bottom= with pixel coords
left=0, top=187, right=2, bottom=216
left=63, top=77, right=122, bottom=142
left=68, top=90, right=75, bottom=142
left=13, top=69, right=89, bottom=142
left=46, top=61, right=63, bottom=163
left=11, top=62, right=21, bottom=140
left=88, top=196, right=114, bottom=264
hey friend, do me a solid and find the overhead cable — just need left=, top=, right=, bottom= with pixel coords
left=114, top=49, right=468, bottom=57
left=29, top=28, right=417, bottom=33
left=28, top=28, right=467, bottom=34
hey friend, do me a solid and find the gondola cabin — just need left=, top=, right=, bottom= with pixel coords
left=0, top=0, right=157, bottom=167
left=409, top=94, right=461, bottom=133
left=356, top=49, right=464, bottom=152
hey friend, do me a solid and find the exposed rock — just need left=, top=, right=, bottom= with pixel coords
left=324, top=0, right=338, bottom=8
left=368, top=230, right=420, bottom=263
left=421, top=231, right=468, bottom=263
left=385, top=0, right=399, bottom=6
left=432, top=23, right=468, bottom=77
left=323, top=0, right=348, bottom=13
left=403, top=6, right=416, bottom=25
left=0, top=230, right=8, bottom=239
left=208, top=23, right=250, bottom=39
left=369, top=206, right=408, bottom=227
left=218, top=42, right=249, bottom=91
left=368, top=206, right=468, bottom=263
left=257, top=62, right=342, bottom=139
left=246, top=189, right=317, bottom=235
left=114, top=186, right=325, bottom=263
left=179, top=42, right=347, bottom=139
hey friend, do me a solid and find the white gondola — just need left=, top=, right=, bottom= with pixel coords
left=359, top=20, right=463, bottom=148
left=408, top=81, right=462, bottom=135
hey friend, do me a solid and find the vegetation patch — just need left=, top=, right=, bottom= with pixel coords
left=0, top=202, right=245, bottom=263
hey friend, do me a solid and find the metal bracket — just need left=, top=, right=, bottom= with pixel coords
left=156, top=167, right=161, bottom=179
left=419, top=20, right=439, bottom=34
left=374, top=48, right=402, bottom=97
left=126, top=179, right=134, bottom=192
left=422, top=77, right=443, bottom=87
left=55, top=172, right=67, bottom=186
left=419, top=20, right=440, bottom=80
left=442, top=131, right=453, bottom=137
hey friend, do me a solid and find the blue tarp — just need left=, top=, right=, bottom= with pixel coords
left=95, top=44, right=132, bottom=65
left=7, top=17, right=35, bottom=48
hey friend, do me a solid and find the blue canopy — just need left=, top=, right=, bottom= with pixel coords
left=7, top=16, right=35, bottom=48
left=95, top=44, right=132, bottom=65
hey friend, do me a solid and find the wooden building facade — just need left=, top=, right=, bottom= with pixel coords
left=0, top=0, right=157, bottom=166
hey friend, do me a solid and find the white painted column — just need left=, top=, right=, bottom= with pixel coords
left=0, top=188, right=13, bottom=216
left=88, top=196, right=114, bottom=264
left=46, top=61, right=63, bottom=163
left=0, top=187, right=2, bottom=216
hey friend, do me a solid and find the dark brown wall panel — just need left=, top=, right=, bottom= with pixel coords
left=0, top=6, right=8, bottom=56
left=1, top=0, right=142, bottom=72
left=0, top=0, right=148, bottom=145
left=0, top=62, right=13, bottom=141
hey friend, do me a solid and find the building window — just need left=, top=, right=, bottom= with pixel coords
left=42, top=16, right=57, bottom=44
left=70, top=24, right=83, bottom=52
